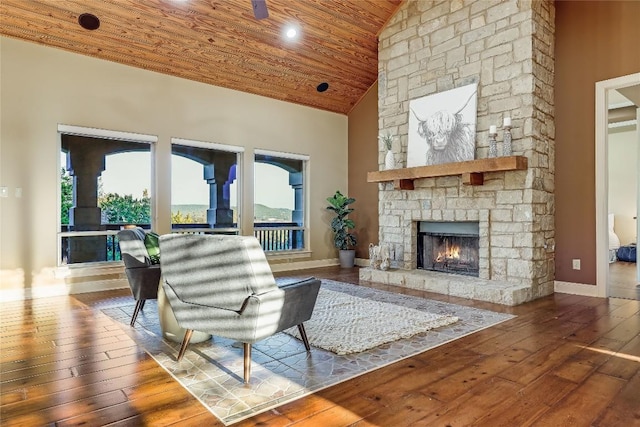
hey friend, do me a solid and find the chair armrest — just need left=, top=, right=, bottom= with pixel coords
left=274, top=277, right=321, bottom=332
left=277, top=277, right=317, bottom=290
left=125, top=264, right=161, bottom=300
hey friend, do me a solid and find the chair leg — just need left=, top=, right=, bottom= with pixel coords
left=140, top=299, right=146, bottom=310
left=177, top=329, right=194, bottom=361
left=298, top=323, right=311, bottom=351
left=130, top=300, right=145, bottom=327
left=243, top=343, right=251, bottom=384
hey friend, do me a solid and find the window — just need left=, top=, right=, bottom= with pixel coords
left=254, top=149, right=308, bottom=252
left=59, top=126, right=156, bottom=265
left=171, top=138, right=242, bottom=235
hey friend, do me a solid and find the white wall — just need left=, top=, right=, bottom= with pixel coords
left=608, top=126, right=638, bottom=245
left=0, top=37, right=348, bottom=295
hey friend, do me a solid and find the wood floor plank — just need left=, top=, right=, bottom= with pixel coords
left=529, top=372, right=626, bottom=425
left=317, top=356, right=429, bottom=404
left=1, top=412, right=55, bottom=427
left=0, top=343, right=142, bottom=383
left=458, top=324, right=533, bottom=355
left=597, top=334, right=640, bottom=380
left=601, top=314, right=640, bottom=342
left=284, top=396, right=376, bottom=427
left=415, top=377, right=521, bottom=425
left=474, top=372, right=578, bottom=426
left=1, top=266, right=639, bottom=426
left=349, top=348, right=482, bottom=404
left=498, top=341, right=585, bottom=385
left=609, top=298, right=640, bottom=318
left=594, top=370, right=640, bottom=426
left=1, top=329, right=131, bottom=365
left=418, top=349, right=532, bottom=402
left=256, top=357, right=435, bottom=426
left=1, top=367, right=175, bottom=419
left=552, top=336, right=627, bottom=383
left=54, top=387, right=205, bottom=426
left=355, top=390, right=443, bottom=426
left=1, top=355, right=159, bottom=397
left=567, top=311, right=634, bottom=344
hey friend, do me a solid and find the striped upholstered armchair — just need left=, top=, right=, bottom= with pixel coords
left=159, top=233, right=321, bottom=383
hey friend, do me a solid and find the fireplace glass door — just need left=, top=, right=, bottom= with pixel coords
left=418, top=221, right=480, bottom=277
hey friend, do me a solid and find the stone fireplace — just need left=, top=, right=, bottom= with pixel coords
left=359, top=1, right=556, bottom=305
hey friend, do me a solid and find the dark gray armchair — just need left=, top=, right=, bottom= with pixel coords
left=117, top=227, right=161, bottom=326
left=159, top=233, right=321, bottom=383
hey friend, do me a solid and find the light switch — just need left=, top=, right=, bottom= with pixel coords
left=15, top=188, right=22, bottom=198
left=0, top=187, right=7, bottom=198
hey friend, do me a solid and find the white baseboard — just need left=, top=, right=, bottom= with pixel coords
left=554, top=280, right=604, bottom=298
left=269, top=257, right=369, bottom=272
left=269, top=258, right=339, bottom=272
left=355, top=258, right=369, bottom=267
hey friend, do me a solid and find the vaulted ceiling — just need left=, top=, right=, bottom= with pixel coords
left=0, top=0, right=402, bottom=114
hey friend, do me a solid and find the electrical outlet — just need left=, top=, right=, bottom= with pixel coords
left=572, top=259, right=581, bottom=270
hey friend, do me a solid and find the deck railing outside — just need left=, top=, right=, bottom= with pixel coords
left=253, top=222, right=304, bottom=252
left=59, top=222, right=304, bottom=265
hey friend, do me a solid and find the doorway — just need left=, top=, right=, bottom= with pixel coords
left=596, top=72, right=640, bottom=300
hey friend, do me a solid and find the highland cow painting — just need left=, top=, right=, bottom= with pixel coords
left=407, top=83, right=478, bottom=167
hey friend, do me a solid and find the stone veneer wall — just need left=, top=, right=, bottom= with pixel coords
left=376, top=0, right=555, bottom=300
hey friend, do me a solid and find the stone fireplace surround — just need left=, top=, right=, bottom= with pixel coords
left=360, top=201, right=542, bottom=306
left=359, top=1, right=556, bottom=306
left=359, top=160, right=555, bottom=307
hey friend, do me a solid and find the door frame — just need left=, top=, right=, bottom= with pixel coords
left=595, top=72, right=640, bottom=297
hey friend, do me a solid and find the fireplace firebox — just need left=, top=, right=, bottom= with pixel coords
left=418, top=221, right=479, bottom=277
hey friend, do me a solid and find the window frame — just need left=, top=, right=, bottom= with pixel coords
left=57, top=124, right=157, bottom=267
left=253, top=148, right=310, bottom=256
left=170, top=137, right=244, bottom=236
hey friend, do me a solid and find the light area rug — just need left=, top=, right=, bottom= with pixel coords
left=285, top=287, right=459, bottom=355
left=99, top=279, right=515, bottom=425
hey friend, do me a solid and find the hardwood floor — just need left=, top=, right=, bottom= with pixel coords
left=1, top=266, right=639, bottom=426
left=609, top=261, right=640, bottom=300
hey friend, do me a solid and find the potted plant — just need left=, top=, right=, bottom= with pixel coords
left=326, top=190, right=357, bottom=268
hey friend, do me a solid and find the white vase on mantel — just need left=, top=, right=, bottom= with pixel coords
left=384, top=150, right=395, bottom=170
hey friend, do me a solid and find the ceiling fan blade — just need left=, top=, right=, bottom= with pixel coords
left=251, top=0, right=269, bottom=20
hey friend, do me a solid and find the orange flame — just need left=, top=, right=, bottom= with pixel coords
left=435, top=244, right=460, bottom=262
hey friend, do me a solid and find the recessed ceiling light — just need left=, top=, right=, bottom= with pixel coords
left=78, top=13, right=100, bottom=31
left=317, top=82, right=329, bottom=93
left=283, top=24, right=300, bottom=41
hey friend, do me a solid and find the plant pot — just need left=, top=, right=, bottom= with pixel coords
left=339, top=249, right=356, bottom=268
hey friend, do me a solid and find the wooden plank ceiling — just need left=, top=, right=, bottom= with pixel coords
left=0, top=0, right=402, bottom=114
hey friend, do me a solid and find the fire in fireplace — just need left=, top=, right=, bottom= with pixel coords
left=418, top=221, right=479, bottom=277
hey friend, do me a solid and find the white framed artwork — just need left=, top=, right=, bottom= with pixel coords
left=407, top=83, right=478, bottom=167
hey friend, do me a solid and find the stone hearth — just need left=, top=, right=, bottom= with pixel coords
left=359, top=268, right=532, bottom=306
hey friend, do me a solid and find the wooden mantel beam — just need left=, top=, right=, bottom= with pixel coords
left=367, top=156, right=527, bottom=189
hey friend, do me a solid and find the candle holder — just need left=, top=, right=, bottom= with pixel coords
left=488, top=131, right=498, bottom=158
left=502, top=125, right=512, bottom=156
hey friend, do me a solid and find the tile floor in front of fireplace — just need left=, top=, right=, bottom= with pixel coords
left=96, top=280, right=515, bottom=425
